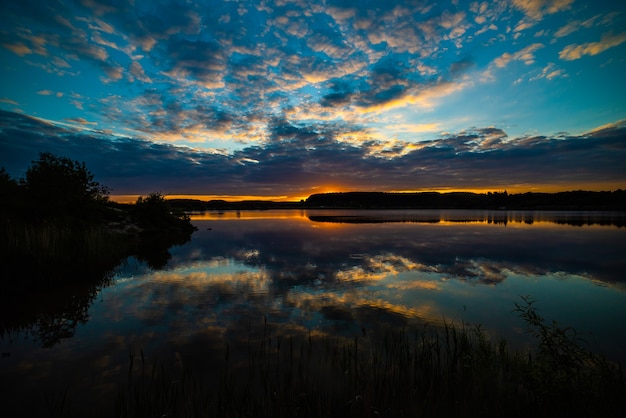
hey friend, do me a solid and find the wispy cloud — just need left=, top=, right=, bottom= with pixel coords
left=493, top=43, right=544, bottom=68
left=2, top=42, right=33, bottom=56
left=512, top=0, right=575, bottom=20
left=37, top=90, right=64, bottom=97
left=559, top=32, right=626, bottom=60
left=64, top=117, right=97, bottom=125
left=0, top=98, right=19, bottom=105
left=529, top=62, right=566, bottom=81
left=553, top=12, right=620, bottom=41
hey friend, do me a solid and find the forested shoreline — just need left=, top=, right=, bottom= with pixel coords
left=167, top=189, right=626, bottom=211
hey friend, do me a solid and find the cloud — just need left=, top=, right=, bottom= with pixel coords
left=164, top=38, right=226, bottom=87
left=552, top=14, right=611, bottom=40
left=559, top=32, right=626, bottom=61
left=64, top=117, right=97, bottom=125
left=1, top=0, right=624, bottom=165
left=449, top=57, right=475, bottom=76
left=128, top=61, right=152, bottom=83
left=1, top=110, right=624, bottom=198
left=37, top=90, right=53, bottom=96
left=2, top=42, right=33, bottom=56
left=511, top=0, right=574, bottom=34
left=493, top=43, right=544, bottom=68
left=320, top=81, right=355, bottom=108
left=70, top=100, right=84, bottom=110
left=382, top=122, right=442, bottom=135
left=529, top=62, right=565, bottom=81
left=0, top=98, right=19, bottom=105
left=512, top=0, right=574, bottom=20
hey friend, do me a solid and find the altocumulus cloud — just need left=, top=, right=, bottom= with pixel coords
left=3, top=0, right=623, bottom=151
left=1, top=0, right=625, bottom=197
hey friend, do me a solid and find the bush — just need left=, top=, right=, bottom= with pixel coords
left=20, top=152, right=109, bottom=221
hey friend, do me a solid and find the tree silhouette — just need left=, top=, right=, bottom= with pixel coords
left=21, top=152, right=109, bottom=220
left=0, top=167, right=22, bottom=214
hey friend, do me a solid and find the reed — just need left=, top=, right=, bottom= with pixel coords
left=8, top=221, right=111, bottom=254
left=1, top=218, right=129, bottom=284
left=112, top=303, right=625, bottom=418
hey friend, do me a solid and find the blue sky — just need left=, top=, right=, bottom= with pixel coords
left=1, top=0, right=625, bottom=200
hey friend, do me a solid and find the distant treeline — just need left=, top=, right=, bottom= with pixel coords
left=170, top=190, right=626, bottom=211
left=305, top=190, right=626, bottom=210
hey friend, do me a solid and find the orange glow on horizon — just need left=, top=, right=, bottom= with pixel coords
left=108, top=182, right=624, bottom=204
left=109, top=185, right=349, bottom=204
left=109, top=194, right=304, bottom=204
left=308, top=184, right=349, bottom=195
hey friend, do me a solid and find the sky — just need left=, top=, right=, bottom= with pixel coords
left=1, top=0, right=625, bottom=201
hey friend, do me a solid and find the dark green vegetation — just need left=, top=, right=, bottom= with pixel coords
left=0, top=153, right=196, bottom=345
left=53, top=298, right=620, bottom=418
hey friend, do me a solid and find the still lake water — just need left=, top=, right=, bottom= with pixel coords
left=2, top=209, right=626, bottom=416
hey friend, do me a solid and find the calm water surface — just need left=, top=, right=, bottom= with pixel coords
left=2, top=209, right=626, bottom=416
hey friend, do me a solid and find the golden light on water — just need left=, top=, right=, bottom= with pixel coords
left=188, top=210, right=310, bottom=221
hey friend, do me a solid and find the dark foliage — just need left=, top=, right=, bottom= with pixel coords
left=18, top=152, right=110, bottom=221
left=0, top=154, right=196, bottom=347
left=304, top=190, right=626, bottom=210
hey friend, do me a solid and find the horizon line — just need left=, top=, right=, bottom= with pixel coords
left=108, top=187, right=625, bottom=204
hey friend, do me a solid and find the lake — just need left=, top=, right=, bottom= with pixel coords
left=2, top=209, right=626, bottom=416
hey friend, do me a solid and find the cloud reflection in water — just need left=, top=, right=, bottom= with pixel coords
left=3, top=210, right=625, bottom=417
left=108, top=211, right=626, bottom=346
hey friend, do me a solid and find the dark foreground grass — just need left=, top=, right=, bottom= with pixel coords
left=1, top=219, right=128, bottom=282
left=109, top=299, right=625, bottom=418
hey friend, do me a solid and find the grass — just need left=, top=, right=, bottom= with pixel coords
left=108, top=299, right=625, bottom=418
left=1, top=219, right=128, bottom=280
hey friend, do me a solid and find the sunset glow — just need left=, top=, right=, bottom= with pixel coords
left=1, top=0, right=625, bottom=198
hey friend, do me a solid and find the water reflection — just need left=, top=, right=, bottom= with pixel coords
left=184, top=210, right=626, bottom=286
left=2, top=210, right=626, bottom=416
left=305, top=209, right=626, bottom=227
left=190, top=208, right=626, bottom=227
left=0, top=231, right=192, bottom=349
left=171, top=210, right=626, bottom=358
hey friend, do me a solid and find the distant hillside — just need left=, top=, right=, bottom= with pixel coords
left=304, top=190, right=626, bottom=210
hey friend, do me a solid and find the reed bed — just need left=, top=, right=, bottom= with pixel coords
left=2, top=220, right=124, bottom=264
left=113, top=304, right=625, bottom=418
left=0, top=219, right=131, bottom=287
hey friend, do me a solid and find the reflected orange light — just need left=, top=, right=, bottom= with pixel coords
left=189, top=210, right=311, bottom=221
